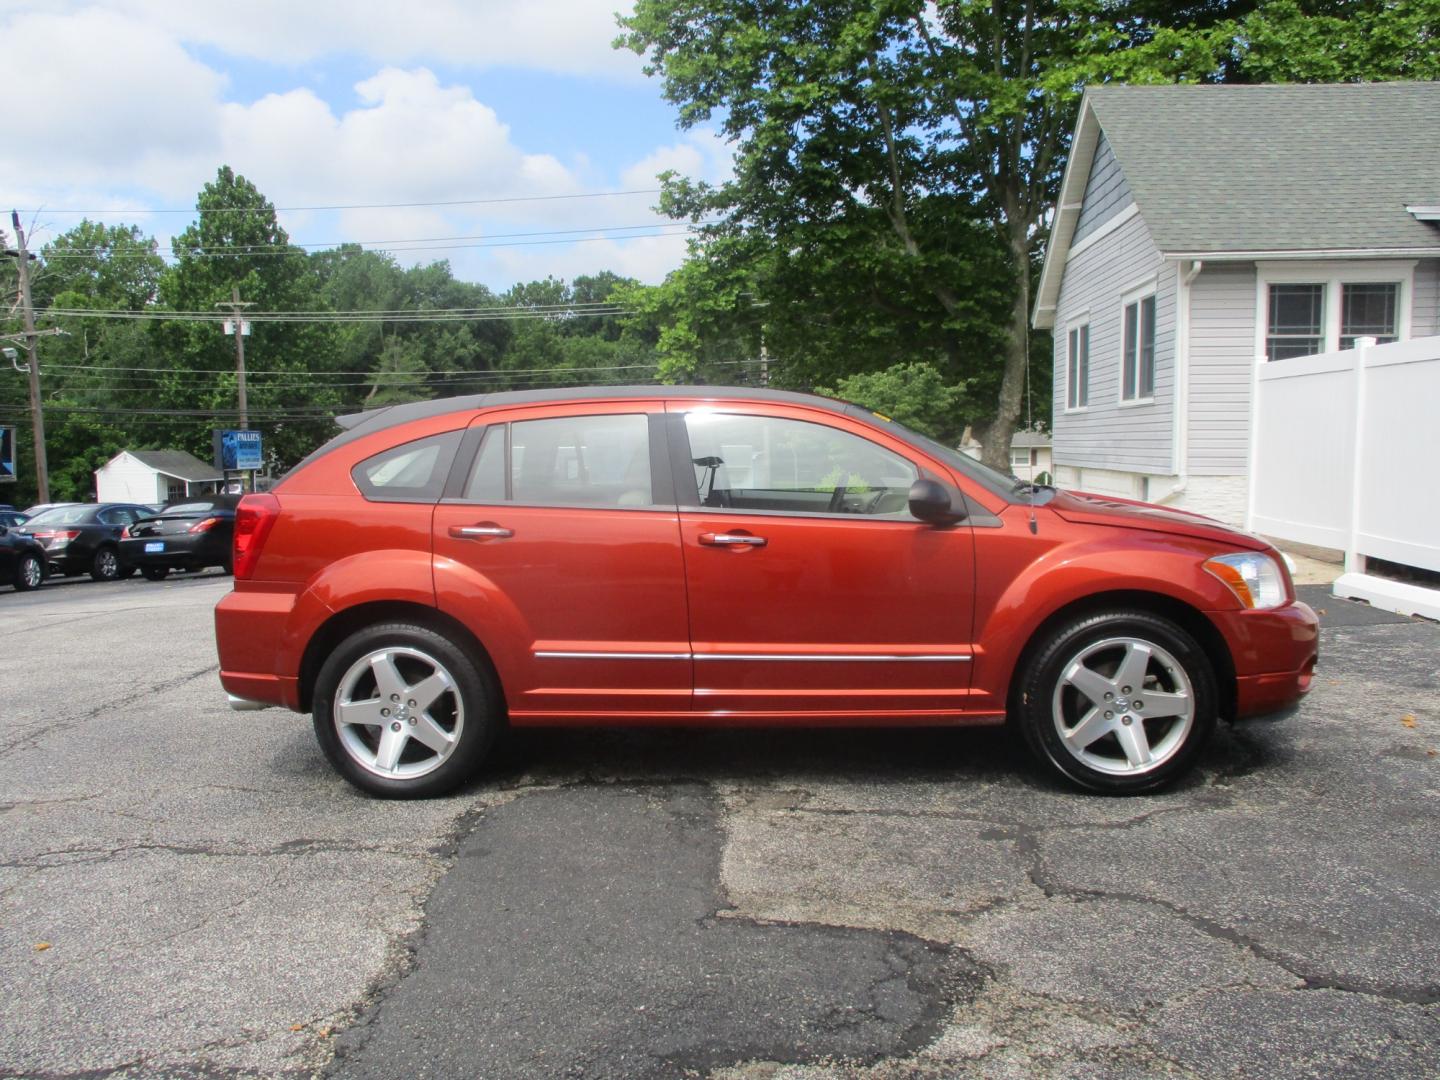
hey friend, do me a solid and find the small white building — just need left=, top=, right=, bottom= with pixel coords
left=1009, top=431, right=1053, bottom=482
left=95, top=450, right=221, bottom=505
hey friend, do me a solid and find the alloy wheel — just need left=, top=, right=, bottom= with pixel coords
left=332, top=646, right=465, bottom=780
left=1050, top=636, right=1195, bottom=777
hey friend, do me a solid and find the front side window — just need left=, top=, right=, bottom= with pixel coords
left=1122, top=294, right=1156, bottom=400
left=459, top=414, right=654, bottom=508
left=1267, top=283, right=1325, bottom=360
left=1340, top=282, right=1399, bottom=349
left=682, top=412, right=918, bottom=517
left=1066, top=323, right=1090, bottom=409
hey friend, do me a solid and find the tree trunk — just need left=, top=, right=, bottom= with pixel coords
left=982, top=226, right=1031, bottom=472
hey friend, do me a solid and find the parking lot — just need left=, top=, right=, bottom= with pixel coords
left=2, top=573, right=1437, bottom=1078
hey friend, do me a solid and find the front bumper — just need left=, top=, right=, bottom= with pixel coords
left=1208, top=600, right=1319, bottom=719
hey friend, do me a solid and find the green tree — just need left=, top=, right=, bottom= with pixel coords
left=819, top=361, right=972, bottom=442
left=154, top=167, right=342, bottom=468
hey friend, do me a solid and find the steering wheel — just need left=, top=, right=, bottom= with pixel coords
left=826, top=485, right=848, bottom=513
left=862, top=489, right=889, bottom=516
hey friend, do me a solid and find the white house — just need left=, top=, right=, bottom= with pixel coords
left=1008, top=431, right=1053, bottom=483
left=95, top=449, right=221, bottom=504
left=1034, top=82, right=1440, bottom=525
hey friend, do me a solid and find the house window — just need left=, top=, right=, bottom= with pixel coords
left=1122, top=294, right=1156, bottom=401
left=1009, top=447, right=1031, bottom=468
left=1260, top=265, right=1411, bottom=361
left=1339, top=282, right=1398, bottom=349
left=1066, top=323, right=1089, bottom=409
left=1267, top=283, right=1325, bottom=360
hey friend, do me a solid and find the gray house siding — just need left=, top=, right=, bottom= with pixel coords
left=1052, top=211, right=1176, bottom=474
left=1413, top=258, right=1440, bottom=338
left=1072, top=134, right=1134, bottom=245
left=1186, top=263, right=1258, bottom=476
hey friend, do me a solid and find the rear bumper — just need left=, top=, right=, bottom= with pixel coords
left=121, top=534, right=228, bottom=568
left=215, top=587, right=304, bottom=711
left=1209, top=600, right=1319, bottom=720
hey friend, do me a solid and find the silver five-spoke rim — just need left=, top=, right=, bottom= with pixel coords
left=334, top=646, right=464, bottom=780
left=22, top=557, right=43, bottom=588
left=1051, top=636, right=1194, bottom=777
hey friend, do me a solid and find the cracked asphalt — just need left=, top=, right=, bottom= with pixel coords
left=1, top=574, right=1437, bottom=1078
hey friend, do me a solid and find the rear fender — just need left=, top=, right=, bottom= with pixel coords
left=280, top=549, right=436, bottom=672
left=432, top=556, right=532, bottom=692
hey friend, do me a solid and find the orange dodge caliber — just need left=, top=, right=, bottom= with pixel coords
left=215, top=386, right=1318, bottom=797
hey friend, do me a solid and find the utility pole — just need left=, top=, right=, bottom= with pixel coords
left=216, top=287, right=254, bottom=429
left=6, top=211, right=50, bottom=503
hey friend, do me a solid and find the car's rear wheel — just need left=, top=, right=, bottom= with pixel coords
left=90, top=547, right=120, bottom=582
left=1015, top=610, right=1217, bottom=794
left=312, top=622, right=500, bottom=798
left=15, top=553, right=44, bottom=591
left=141, top=566, right=170, bottom=581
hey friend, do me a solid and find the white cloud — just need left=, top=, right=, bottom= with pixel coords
left=27, top=0, right=646, bottom=78
left=3, top=7, right=222, bottom=181
left=1, top=4, right=724, bottom=287
left=621, top=130, right=735, bottom=190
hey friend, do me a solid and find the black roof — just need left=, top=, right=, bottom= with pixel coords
left=293, top=386, right=865, bottom=475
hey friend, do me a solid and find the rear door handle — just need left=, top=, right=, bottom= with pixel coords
left=698, top=532, right=767, bottom=547
left=449, top=524, right=513, bottom=540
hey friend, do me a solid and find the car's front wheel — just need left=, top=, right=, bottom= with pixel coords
left=14, top=553, right=44, bottom=591
left=1015, top=610, right=1217, bottom=794
left=312, top=622, right=500, bottom=798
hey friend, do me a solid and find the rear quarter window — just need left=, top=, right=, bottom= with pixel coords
left=353, top=431, right=463, bottom=503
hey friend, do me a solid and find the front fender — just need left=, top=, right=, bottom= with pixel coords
left=970, top=529, right=1242, bottom=709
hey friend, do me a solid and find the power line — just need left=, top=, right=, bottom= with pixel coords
left=21, top=189, right=664, bottom=216
left=38, top=222, right=705, bottom=261
left=39, top=306, right=638, bottom=325
left=42, top=222, right=705, bottom=256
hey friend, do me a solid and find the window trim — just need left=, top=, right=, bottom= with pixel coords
left=1256, top=260, right=1415, bottom=362
left=1064, top=316, right=1091, bottom=413
left=1118, top=283, right=1157, bottom=406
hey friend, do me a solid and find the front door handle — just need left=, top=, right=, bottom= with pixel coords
left=698, top=532, right=767, bottom=548
left=449, top=524, right=513, bottom=540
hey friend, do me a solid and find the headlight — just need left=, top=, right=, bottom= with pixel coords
left=1204, top=552, right=1287, bottom=610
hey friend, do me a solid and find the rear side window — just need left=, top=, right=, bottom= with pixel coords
left=353, top=431, right=463, bottom=503
left=458, top=414, right=654, bottom=508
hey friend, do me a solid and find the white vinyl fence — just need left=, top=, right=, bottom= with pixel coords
left=1246, top=334, right=1440, bottom=619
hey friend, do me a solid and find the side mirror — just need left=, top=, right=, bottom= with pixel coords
left=908, top=478, right=966, bottom=526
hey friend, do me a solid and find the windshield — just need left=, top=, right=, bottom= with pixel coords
left=852, top=410, right=1020, bottom=501
left=26, top=506, right=97, bottom=526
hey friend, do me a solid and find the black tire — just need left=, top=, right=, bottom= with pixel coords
left=312, top=622, right=500, bottom=798
left=14, top=553, right=44, bottom=591
left=90, top=547, right=121, bottom=582
left=1014, top=609, right=1217, bottom=795
left=141, top=566, right=170, bottom=581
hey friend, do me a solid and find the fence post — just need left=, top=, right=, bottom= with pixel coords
left=1243, top=351, right=1265, bottom=532
left=1344, top=337, right=1376, bottom=576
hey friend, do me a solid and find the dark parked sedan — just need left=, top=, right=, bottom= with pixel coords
left=119, top=496, right=238, bottom=579
left=0, top=521, right=46, bottom=592
left=24, top=503, right=154, bottom=581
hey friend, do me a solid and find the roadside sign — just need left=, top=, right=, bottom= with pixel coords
left=214, top=429, right=263, bottom=471
left=0, top=425, right=14, bottom=483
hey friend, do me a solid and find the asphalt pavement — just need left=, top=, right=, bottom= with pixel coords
left=1, top=576, right=1436, bottom=1078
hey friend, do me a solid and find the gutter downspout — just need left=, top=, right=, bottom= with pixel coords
left=1159, top=259, right=1203, bottom=505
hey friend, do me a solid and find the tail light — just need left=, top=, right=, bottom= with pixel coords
left=33, top=529, right=80, bottom=542
left=188, top=516, right=221, bottom=534
left=121, top=525, right=132, bottom=538
left=232, top=494, right=281, bottom=580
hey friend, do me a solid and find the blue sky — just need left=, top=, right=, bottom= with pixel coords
left=3, top=1, right=732, bottom=290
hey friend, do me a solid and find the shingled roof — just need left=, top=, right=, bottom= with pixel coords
left=126, top=449, right=220, bottom=483
left=1035, top=82, right=1440, bottom=327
